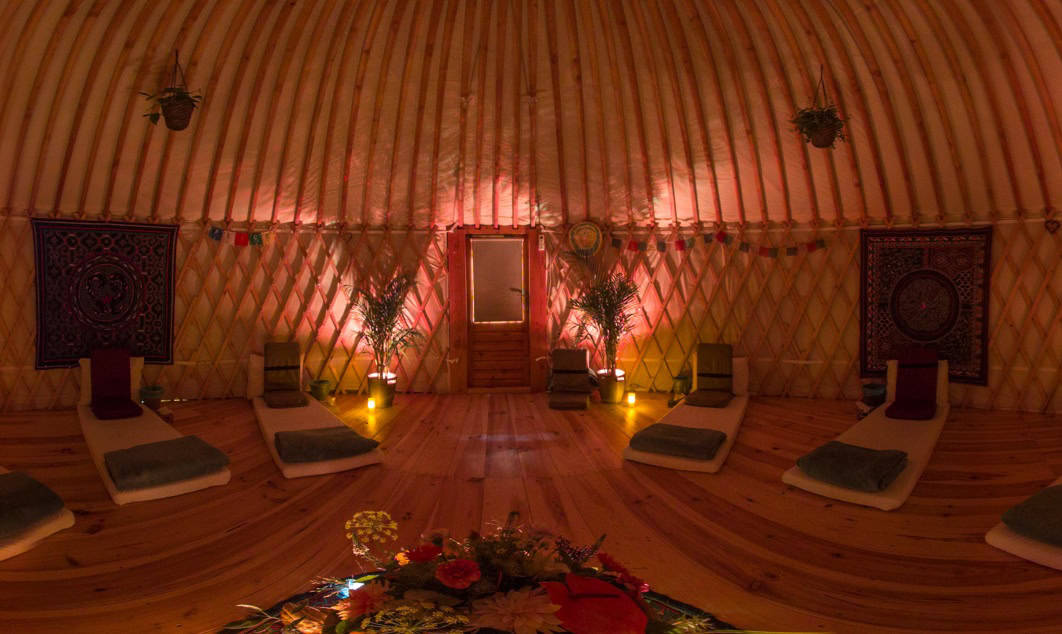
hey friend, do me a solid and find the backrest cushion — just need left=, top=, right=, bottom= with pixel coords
left=552, top=348, right=588, bottom=372
left=264, top=342, right=302, bottom=392
left=893, top=347, right=938, bottom=406
left=79, top=356, right=142, bottom=406
left=90, top=348, right=132, bottom=403
left=696, top=343, right=733, bottom=392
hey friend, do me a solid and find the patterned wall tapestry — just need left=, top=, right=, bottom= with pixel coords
left=32, top=219, right=178, bottom=368
left=860, top=228, right=992, bottom=384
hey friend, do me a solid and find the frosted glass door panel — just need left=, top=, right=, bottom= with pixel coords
left=470, top=238, right=525, bottom=323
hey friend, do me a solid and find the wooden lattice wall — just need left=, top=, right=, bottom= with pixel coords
left=0, top=219, right=449, bottom=410
left=545, top=221, right=1062, bottom=414
left=1, top=216, right=1059, bottom=413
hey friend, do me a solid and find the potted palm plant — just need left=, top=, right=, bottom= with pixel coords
left=355, top=275, right=422, bottom=409
left=571, top=272, right=639, bottom=403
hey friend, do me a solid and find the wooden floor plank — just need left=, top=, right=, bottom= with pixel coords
left=0, top=394, right=1060, bottom=632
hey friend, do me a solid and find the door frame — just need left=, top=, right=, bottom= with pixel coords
left=447, top=227, right=547, bottom=392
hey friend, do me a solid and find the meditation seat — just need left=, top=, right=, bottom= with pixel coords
left=986, top=475, right=1062, bottom=571
left=77, top=349, right=231, bottom=505
left=0, top=467, right=75, bottom=562
left=548, top=349, right=595, bottom=410
left=248, top=345, right=382, bottom=479
left=781, top=356, right=950, bottom=511
left=623, top=344, right=749, bottom=473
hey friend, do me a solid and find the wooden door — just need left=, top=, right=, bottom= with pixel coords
left=467, top=236, right=529, bottom=388
left=447, top=228, right=547, bottom=392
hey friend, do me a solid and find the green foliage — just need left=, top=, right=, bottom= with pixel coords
left=354, top=274, right=423, bottom=376
left=790, top=104, right=846, bottom=146
left=570, top=272, right=639, bottom=375
left=140, top=87, right=203, bottom=125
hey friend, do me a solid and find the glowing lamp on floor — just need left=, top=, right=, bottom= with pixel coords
left=367, top=398, right=376, bottom=410
left=626, top=392, right=637, bottom=406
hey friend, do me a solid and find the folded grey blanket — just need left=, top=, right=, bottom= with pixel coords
left=1003, top=485, right=1062, bottom=547
left=0, top=472, right=65, bottom=540
left=629, top=423, right=727, bottom=460
left=104, top=436, right=229, bottom=491
left=796, top=440, right=907, bottom=492
left=275, top=426, right=379, bottom=463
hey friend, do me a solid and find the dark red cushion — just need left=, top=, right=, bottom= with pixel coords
left=91, top=397, right=143, bottom=420
left=885, top=348, right=938, bottom=420
left=91, top=348, right=131, bottom=403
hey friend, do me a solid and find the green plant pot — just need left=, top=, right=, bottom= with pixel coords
left=598, top=376, right=626, bottom=404
left=309, top=379, right=331, bottom=402
left=368, top=377, right=396, bottom=409
left=139, top=385, right=164, bottom=411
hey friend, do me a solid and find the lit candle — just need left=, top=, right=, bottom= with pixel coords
left=367, top=398, right=376, bottom=410
left=626, top=392, right=636, bottom=406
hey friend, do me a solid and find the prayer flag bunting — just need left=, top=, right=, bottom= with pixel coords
left=675, top=238, right=686, bottom=251
left=234, top=232, right=249, bottom=247
left=249, top=233, right=263, bottom=246
left=611, top=237, right=623, bottom=249
left=656, top=240, right=667, bottom=252
left=208, top=226, right=224, bottom=241
left=627, top=240, right=639, bottom=252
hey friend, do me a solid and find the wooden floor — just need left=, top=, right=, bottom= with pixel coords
left=0, top=394, right=1060, bottom=633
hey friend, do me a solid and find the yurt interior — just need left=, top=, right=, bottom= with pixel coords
left=1, top=1, right=1061, bottom=632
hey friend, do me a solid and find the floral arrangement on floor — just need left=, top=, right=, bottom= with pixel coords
left=225, top=511, right=737, bottom=634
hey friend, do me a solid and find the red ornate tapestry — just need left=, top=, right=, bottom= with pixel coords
left=860, top=227, right=991, bottom=385
left=32, top=219, right=178, bottom=369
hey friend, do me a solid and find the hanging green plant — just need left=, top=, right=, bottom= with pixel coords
left=141, top=51, right=202, bottom=130
left=792, top=65, right=846, bottom=149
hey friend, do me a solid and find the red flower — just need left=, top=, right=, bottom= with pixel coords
left=434, top=559, right=481, bottom=589
left=540, top=573, right=648, bottom=634
left=596, top=552, right=628, bottom=574
left=405, top=543, right=443, bottom=563
left=618, top=571, right=649, bottom=595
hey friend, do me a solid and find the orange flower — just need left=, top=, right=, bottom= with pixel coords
left=334, top=582, right=389, bottom=620
left=434, top=558, right=482, bottom=589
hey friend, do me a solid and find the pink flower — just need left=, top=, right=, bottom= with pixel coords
left=434, top=559, right=482, bottom=589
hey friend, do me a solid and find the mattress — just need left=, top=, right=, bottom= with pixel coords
left=0, top=466, right=75, bottom=562
left=985, top=475, right=1062, bottom=571
left=251, top=396, right=383, bottom=479
left=77, top=405, right=231, bottom=505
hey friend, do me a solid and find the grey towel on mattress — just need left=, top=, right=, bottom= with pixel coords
left=0, top=472, right=65, bottom=539
left=104, top=436, right=229, bottom=491
left=274, top=426, right=379, bottom=463
left=796, top=440, right=907, bottom=492
left=1002, top=485, right=1062, bottom=547
left=629, top=423, right=727, bottom=461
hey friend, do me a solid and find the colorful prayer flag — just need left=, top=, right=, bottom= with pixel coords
left=208, top=227, right=223, bottom=241
left=675, top=238, right=686, bottom=251
left=739, top=242, right=752, bottom=253
left=786, top=246, right=799, bottom=256
left=234, top=232, right=249, bottom=247
left=249, top=232, right=263, bottom=246
left=656, top=240, right=667, bottom=252
left=611, top=237, right=623, bottom=249
left=627, top=240, right=639, bottom=252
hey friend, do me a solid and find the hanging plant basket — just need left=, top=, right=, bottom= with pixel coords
left=792, top=66, right=846, bottom=149
left=141, top=51, right=202, bottom=131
